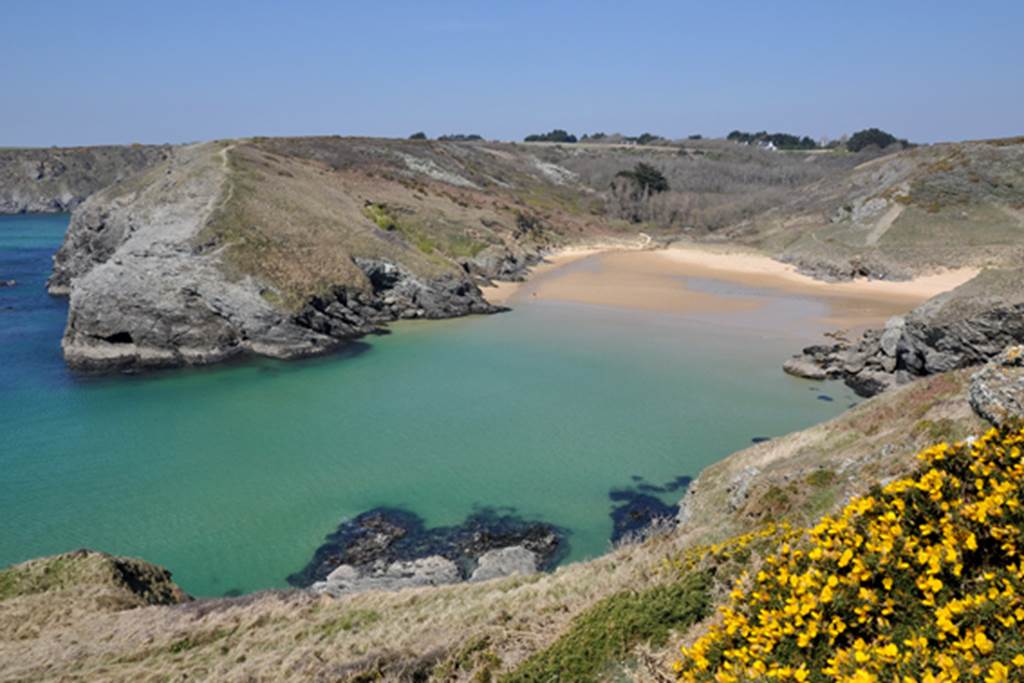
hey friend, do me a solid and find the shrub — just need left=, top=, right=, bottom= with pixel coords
left=508, top=571, right=710, bottom=682
left=408, top=132, right=427, bottom=140
left=847, top=128, right=908, bottom=153
left=437, top=133, right=483, bottom=141
left=524, top=129, right=578, bottom=143
left=675, top=425, right=1024, bottom=682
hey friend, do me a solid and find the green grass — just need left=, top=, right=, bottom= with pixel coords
left=363, top=202, right=400, bottom=232
left=317, top=609, right=382, bottom=639
left=0, top=556, right=76, bottom=601
left=503, top=570, right=710, bottom=683
left=805, top=468, right=836, bottom=488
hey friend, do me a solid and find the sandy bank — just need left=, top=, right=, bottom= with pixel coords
left=655, top=246, right=978, bottom=302
left=482, top=244, right=979, bottom=333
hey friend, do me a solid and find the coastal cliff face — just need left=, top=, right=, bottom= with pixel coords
left=0, top=145, right=171, bottom=214
left=49, top=139, right=582, bottom=370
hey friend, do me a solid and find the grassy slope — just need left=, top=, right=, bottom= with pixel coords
left=737, top=139, right=1024, bottom=276
left=195, top=138, right=628, bottom=312
left=0, top=371, right=988, bottom=682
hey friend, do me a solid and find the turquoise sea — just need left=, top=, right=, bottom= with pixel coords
left=0, top=214, right=857, bottom=596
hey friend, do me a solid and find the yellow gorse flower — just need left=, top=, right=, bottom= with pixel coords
left=674, top=426, right=1024, bottom=683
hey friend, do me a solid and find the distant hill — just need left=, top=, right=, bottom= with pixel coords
left=0, top=144, right=172, bottom=213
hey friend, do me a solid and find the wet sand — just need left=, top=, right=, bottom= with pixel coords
left=481, top=245, right=979, bottom=335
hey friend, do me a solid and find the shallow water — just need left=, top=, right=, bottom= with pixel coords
left=0, top=214, right=858, bottom=596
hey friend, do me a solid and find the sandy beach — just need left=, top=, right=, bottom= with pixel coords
left=481, top=244, right=979, bottom=333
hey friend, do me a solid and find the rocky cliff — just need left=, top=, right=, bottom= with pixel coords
left=0, top=145, right=171, bottom=214
left=46, top=138, right=612, bottom=371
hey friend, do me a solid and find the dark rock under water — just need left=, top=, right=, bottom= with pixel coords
left=609, top=474, right=691, bottom=544
left=287, top=507, right=567, bottom=587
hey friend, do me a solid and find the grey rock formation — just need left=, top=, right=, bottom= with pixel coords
left=0, top=145, right=171, bottom=214
left=310, top=556, right=461, bottom=597
left=469, top=546, right=538, bottom=582
left=783, top=269, right=1024, bottom=396
left=47, top=143, right=503, bottom=372
left=969, top=346, right=1024, bottom=427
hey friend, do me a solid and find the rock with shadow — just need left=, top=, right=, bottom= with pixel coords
left=289, top=507, right=566, bottom=596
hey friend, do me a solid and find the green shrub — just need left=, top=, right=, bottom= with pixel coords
left=505, top=571, right=710, bottom=682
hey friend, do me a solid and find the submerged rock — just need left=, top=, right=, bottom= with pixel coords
left=969, top=346, right=1024, bottom=427
left=290, top=507, right=565, bottom=595
left=608, top=474, right=691, bottom=544
left=0, top=279, right=15, bottom=288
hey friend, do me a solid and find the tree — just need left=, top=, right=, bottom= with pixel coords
left=725, top=130, right=819, bottom=150
left=688, top=134, right=703, bottom=140
left=524, top=129, right=577, bottom=143
left=636, top=132, right=663, bottom=145
left=616, top=162, right=669, bottom=194
left=846, top=128, right=907, bottom=152
left=408, top=132, right=427, bottom=140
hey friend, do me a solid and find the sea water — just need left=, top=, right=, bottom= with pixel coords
left=0, top=214, right=856, bottom=596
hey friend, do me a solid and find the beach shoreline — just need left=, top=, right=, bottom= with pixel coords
left=480, top=243, right=980, bottom=333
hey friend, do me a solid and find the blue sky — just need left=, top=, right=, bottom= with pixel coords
left=3, top=1, right=1022, bottom=146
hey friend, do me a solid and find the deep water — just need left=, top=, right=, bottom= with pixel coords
left=0, top=214, right=857, bottom=596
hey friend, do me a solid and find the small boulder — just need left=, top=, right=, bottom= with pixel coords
left=469, top=546, right=538, bottom=582
left=783, top=357, right=828, bottom=380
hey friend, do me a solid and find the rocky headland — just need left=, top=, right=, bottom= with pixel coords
left=44, top=141, right=544, bottom=371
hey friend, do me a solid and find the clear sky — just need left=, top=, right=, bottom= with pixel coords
left=3, top=1, right=1022, bottom=147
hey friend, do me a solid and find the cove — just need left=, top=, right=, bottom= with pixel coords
left=0, top=214, right=857, bottom=596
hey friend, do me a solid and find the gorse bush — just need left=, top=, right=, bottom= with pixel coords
left=675, top=425, right=1024, bottom=683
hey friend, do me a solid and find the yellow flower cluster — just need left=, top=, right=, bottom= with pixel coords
left=675, top=426, right=1024, bottom=683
